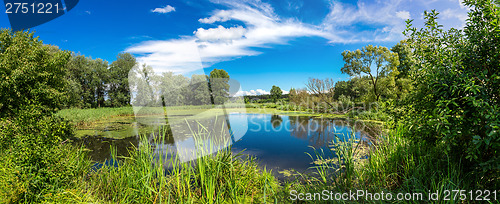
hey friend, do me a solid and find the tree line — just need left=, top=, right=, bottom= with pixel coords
left=288, top=0, right=499, bottom=185
left=287, top=42, right=413, bottom=112
left=65, top=53, right=231, bottom=108
left=129, top=66, right=231, bottom=107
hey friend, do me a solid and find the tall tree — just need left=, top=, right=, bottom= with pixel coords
left=109, top=53, right=136, bottom=107
left=130, top=64, right=160, bottom=107
left=270, top=85, right=282, bottom=103
left=66, top=54, right=110, bottom=108
left=404, top=0, right=499, bottom=178
left=209, top=69, right=230, bottom=105
left=306, top=78, right=335, bottom=107
left=66, top=54, right=92, bottom=108
left=341, top=45, right=399, bottom=101
left=91, top=58, right=109, bottom=108
left=159, top=72, right=189, bottom=106
left=391, top=40, right=415, bottom=99
left=289, top=88, right=297, bottom=104
left=0, top=29, right=71, bottom=117
left=189, top=74, right=211, bottom=105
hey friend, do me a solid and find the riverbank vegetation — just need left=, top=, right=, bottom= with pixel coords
left=0, top=0, right=498, bottom=203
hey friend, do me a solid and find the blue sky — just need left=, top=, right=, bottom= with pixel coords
left=0, top=0, right=469, bottom=95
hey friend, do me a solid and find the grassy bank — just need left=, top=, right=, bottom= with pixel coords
left=2, top=111, right=494, bottom=203
left=6, top=125, right=280, bottom=203
left=45, top=106, right=496, bottom=203
left=57, top=105, right=356, bottom=135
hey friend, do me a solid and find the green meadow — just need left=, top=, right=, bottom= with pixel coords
left=1, top=1, right=499, bottom=203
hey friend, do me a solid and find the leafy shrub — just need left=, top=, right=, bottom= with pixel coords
left=0, top=105, right=89, bottom=202
left=347, top=109, right=390, bottom=121
left=0, top=29, right=71, bottom=117
left=404, top=0, right=499, bottom=183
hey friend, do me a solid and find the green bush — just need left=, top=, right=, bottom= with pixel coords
left=404, top=0, right=499, bottom=184
left=0, top=29, right=71, bottom=117
left=0, top=105, right=90, bottom=202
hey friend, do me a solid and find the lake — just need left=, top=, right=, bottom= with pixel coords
left=76, top=113, right=371, bottom=178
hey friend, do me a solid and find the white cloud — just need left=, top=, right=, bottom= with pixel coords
left=396, top=11, right=411, bottom=20
left=85, top=11, right=91, bottom=15
left=128, top=0, right=471, bottom=74
left=125, top=39, right=203, bottom=74
left=194, top=25, right=246, bottom=42
left=235, top=89, right=270, bottom=96
left=129, top=0, right=331, bottom=74
left=152, top=5, right=176, bottom=14
left=199, top=10, right=233, bottom=23
left=321, top=0, right=410, bottom=42
left=441, top=8, right=468, bottom=27
left=234, top=88, right=289, bottom=96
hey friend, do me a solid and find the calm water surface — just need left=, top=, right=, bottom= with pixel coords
left=76, top=113, right=369, bottom=177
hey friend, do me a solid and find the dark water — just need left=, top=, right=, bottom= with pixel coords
left=75, top=113, right=371, bottom=178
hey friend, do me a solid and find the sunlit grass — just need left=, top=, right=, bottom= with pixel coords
left=81, top=123, right=280, bottom=203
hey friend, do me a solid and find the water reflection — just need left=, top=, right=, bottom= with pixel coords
left=270, top=115, right=283, bottom=128
left=78, top=113, right=371, bottom=178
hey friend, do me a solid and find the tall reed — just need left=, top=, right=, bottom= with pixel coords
left=85, top=122, right=280, bottom=203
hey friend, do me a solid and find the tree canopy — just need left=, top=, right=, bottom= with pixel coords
left=0, top=29, right=71, bottom=117
left=270, top=85, right=282, bottom=103
left=341, top=45, right=399, bottom=101
left=404, top=0, right=499, bottom=178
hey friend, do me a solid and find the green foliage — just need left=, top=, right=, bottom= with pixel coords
left=129, top=68, right=232, bottom=107
left=85, top=128, right=279, bottom=203
left=0, top=29, right=71, bottom=117
left=66, top=54, right=111, bottom=108
left=333, top=77, right=372, bottom=102
left=189, top=74, right=212, bottom=105
left=270, top=85, right=282, bottom=103
left=288, top=125, right=475, bottom=202
left=341, top=45, right=399, bottom=101
left=130, top=64, right=161, bottom=106
left=56, top=106, right=134, bottom=126
left=159, top=72, right=189, bottom=106
left=390, top=40, right=415, bottom=100
left=109, top=53, right=136, bottom=107
left=0, top=105, right=91, bottom=202
left=209, top=69, right=230, bottom=105
left=404, top=0, right=499, bottom=182
left=348, top=109, right=390, bottom=122
left=390, top=40, right=415, bottom=79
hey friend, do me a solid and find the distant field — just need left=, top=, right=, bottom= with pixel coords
left=56, top=104, right=348, bottom=127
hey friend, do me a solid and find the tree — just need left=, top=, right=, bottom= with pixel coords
left=109, top=53, right=136, bottom=107
left=270, top=85, right=282, bottom=103
left=341, top=45, right=399, bottom=101
left=66, top=54, right=92, bottom=108
left=0, top=29, right=71, bottom=117
left=66, top=54, right=110, bottom=108
left=391, top=40, right=415, bottom=100
left=209, top=69, right=230, bottom=105
left=391, top=40, right=414, bottom=79
left=306, top=78, right=335, bottom=107
left=289, top=88, right=297, bottom=104
left=159, top=72, right=189, bottom=106
left=130, top=64, right=160, bottom=107
left=404, top=0, right=499, bottom=179
left=189, top=74, right=211, bottom=105
left=91, top=58, right=109, bottom=108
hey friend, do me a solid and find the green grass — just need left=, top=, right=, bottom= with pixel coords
left=281, top=124, right=481, bottom=203
left=59, top=123, right=280, bottom=203
left=57, top=106, right=351, bottom=139
left=49, top=106, right=489, bottom=203
left=56, top=106, right=134, bottom=126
